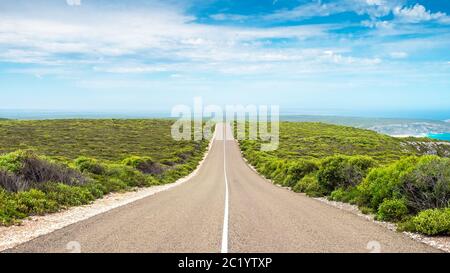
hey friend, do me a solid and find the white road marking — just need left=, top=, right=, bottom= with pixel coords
left=221, top=123, right=230, bottom=254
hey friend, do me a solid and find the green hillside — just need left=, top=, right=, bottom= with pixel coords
left=0, top=119, right=208, bottom=226
left=240, top=122, right=450, bottom=164
left=0, top=119, right=203, bottom=162
left=239, top=122, right=450, bottom=236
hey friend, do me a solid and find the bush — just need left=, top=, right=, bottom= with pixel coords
left=0, top=151, right=86, bottom=191
left=42, top=183, right=95, bottom=207
left=357, top=156, right=450, bottom=213
left=376, top=199, right=409, bottom=222
left=84, top=182, right=106, bottom=199
left=282, top=160, right=318, bottom=187
left=330, top=188, right=347, bottom=201
left=267, top=160, right=288, bottom=184
left=14, top=189, right=58, bottom=215
left=160, top=157, right=182, bottom=166
left=102, top=178, right=129, bottom=193
left=21, top=156, right=86, bottom=186
left=329, top=187, right=361, bottom=204
left=74, top=157, right=105, bottom=175
left=105, top=164, right=149, bottom=188
left=317, top=155, right=375, bottom=194
left=401, top=156, right=450, bottom=213
left=410, top=208, right=450, bottom=236
left=357, top=157, right=418, bottom=210
left=176, top=147, right=195, bottom=162
left=293, top=174, right=325, bottom=197
left=0, top=150, right=28, bottom=173
left=0, top=170, right=27, bottom=192
left=0, top=189, right=25, bottom=226
left=122, top=156, right=164, bottom=175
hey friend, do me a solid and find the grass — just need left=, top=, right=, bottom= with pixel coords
left=0, top=119, right=204, bottom=162
left=240, top=122, right=450, bottom=164
left=0, top=119, right=209, bottom=226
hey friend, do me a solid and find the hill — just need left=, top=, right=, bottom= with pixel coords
left=0, top=119, right=208, bottom=226
left=240, top=122, right=450, bottom=164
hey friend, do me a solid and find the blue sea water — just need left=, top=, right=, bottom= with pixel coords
left=427, top=133, right=450, bottom=141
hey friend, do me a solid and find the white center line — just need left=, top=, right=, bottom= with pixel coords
left=221, top=123, right=229, bottom=254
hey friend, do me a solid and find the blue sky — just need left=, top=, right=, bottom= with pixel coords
left=0, top=0, right=450, bottom=118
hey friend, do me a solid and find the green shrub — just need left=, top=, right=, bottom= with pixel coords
left=14, top=189, right=58, bottom=215
left=176, top=147, right=195, bottom=162
left=293, top=175, right=312, bottom=193
left=357, top=157, right=418, bottom=210
left=122, top=156, right=152, bottom=168
left=357, top=156, right=450, bottom=213
left=105, top=164, right=149, bottom=188
left=282, top=160, right=318, bottom=187
left=145, top=176, right=160, bottom=186
left=43, top=183, right=95, bottom=207
left=160, top=165, right=191, bottom=184
left=102, top=178, right=129, bottom=193
left=330, top=188, right=347, bottom=201
left=360, top=206, right=374, bottom=215
left=74, top=157, right=105, bottom=175
left=0, top=150, right=28, bottom=173
left=317, top=155, right=375, bottom=194
left=160, top=157, right=182, bottom=166
left=401, top=156, right=450, bottom=212
left=85, top=182, right=106, bottom=198
left=329, top=187, right=361, bottom=204
left=122, top=156, right=164, bottom=175
left=410, top=208, right=450, bottom=236
left=0, top=150, right=86, bottom=192
left=293, top=174, right=325, bottom=197
left=376, top=199, right=409, bottom=222
left=0, top=189, right=25, bottom=226
left=268, top=160, right=288, bottom=184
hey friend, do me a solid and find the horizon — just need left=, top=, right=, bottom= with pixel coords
left=1, top=108, right=449, bottom=121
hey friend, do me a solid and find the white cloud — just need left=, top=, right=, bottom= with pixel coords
left=0, top=7, right=336, bottom=73
left=93, top=66, right=168, bottom=74
left=389, top=51, right=408, bottom=59
left=210, top=13, right=248, bottom=21
left=3, top=0, right=446, bottom=81
left=264, top=2, right=342, bottom=21
left=393, top=4, right=448, bottom=23
left=265, top=0, right=402, bottom=21
left=361, top=19, right=393, bottom=29
left=66, top=0, right=81, bottom=6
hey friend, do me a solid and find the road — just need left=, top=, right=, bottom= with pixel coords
left=7, top=124, right=440, bottom=253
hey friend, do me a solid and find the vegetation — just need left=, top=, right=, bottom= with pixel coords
left=239, top=121, right=450, bottom=236
left=0, top=119, right=209, bottom=226
left=409, top=208, right=450, bottom=236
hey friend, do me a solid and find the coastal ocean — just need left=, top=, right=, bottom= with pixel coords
left=428, top=133, right=450, bottom=141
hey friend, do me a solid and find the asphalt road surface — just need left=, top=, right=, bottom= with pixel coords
left=7, top=124, right=440, bottom=253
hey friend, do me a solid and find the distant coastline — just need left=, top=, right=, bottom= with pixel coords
left=1, top=110, right=449, bottom=142
left=391, top=134, right=426, bottom=138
